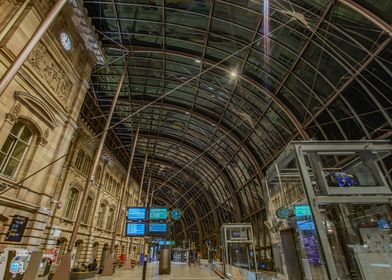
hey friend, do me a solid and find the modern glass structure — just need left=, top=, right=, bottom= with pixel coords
left=0, top=1, right=391, bottom=279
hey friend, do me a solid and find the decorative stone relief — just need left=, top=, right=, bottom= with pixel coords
left=5, top=103, right=21, bottom=123
left=38, top=128, right=50, bottom=147
left=26, top=43, right=73, bottom=103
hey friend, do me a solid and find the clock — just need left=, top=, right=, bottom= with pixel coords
left=170, top=209, right=182, bottom=221
left=276, top=207, right=289, bottom=219
left=60, top=31, right=72, bottom=52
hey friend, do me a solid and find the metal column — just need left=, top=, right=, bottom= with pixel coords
left=101, top=124, right=140, bottom=276
left=52, top=58, right=129, bottom=280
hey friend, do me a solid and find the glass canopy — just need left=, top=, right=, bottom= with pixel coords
left=81, top=0, right=392, bottom=241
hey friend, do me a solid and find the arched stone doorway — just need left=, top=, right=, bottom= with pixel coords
left=91, top=242, right=99, bottom=262
left=73, top=240, right=83, bottom=268
left=100, top=243, right=110, bottom=269
left=56, top=237, right=67, bottom=264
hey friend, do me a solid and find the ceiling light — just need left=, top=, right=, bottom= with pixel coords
left=195, top=59, right=201, bottom=63
left=230, top=71, right=238, bottom=77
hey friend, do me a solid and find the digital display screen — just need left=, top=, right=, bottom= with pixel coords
left=10, top=262, right=19, bottom=273
left=127, top=207, right=147, bottom=221
left=158, top=240, right=175, bottom=245
left=297, top=220, right=316, bottom=231
left=149, top=223, right=167, bottom=234
left=294, top=205, right=312, bottom=217
left=125, top=223, right=146, bottom=236
left=149, top=208, right=167, bottom=220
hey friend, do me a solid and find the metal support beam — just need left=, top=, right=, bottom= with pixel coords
left=0, top=0, right=67, bottom=96
left=52, top=57, right=128, bottom=280
left=138, top=151, right=149, bottom=205
left=101, top=123, right=140, bottom=276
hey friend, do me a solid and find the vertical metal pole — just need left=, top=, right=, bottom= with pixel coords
left=144, top=173, right=152, bottom=207
left=0, top=0, right=67, bottom=96
left=52, top=58, right=128, bottom=280
left=294, top=145, right=338, bottom=280
left=0, top=0, right=32, bottom=43
left=110, top=124, right=140, bottom=252
left=101, top=124, right=140, bottom=276
left=138, top=151, right=149, bottom=204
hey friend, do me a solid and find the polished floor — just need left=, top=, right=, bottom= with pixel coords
left=95, top=262, right=221, bottom=279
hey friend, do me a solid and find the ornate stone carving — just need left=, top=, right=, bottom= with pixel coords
left=26, top=43, right=73, bottom=103
left=38, top=128, right=50, bottom=147
left=5, top=103, right=21, bottom=122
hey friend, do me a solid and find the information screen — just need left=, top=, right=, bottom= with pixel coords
left=294, top=205, right=312, bottom=217
left=127, top=207, right=147, bottom=221
left=297, top=220, right=316, bottom=231
left=149, top=223, right=167, bottom=235
left=149, top=208, right=167, bottom=220
left=125, top=223, right=146, bottom=236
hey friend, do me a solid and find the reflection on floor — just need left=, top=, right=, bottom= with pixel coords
left=95, top=262, right=221, bottom=279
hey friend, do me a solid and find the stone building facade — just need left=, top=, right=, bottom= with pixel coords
left=0, top=0, right=142, bottom=267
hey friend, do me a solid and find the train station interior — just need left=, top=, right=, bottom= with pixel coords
left=0, top=0, right=391, bottom=279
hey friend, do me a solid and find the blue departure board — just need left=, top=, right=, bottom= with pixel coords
left=149, top=208, right=168, bottom=220
left=127, top=207, right=147, bottom=220
left=125, top=223, right=146, bottom=236
left=294, top=205, right=312, bottom=217
left=149, top=223, right=167, bottom=234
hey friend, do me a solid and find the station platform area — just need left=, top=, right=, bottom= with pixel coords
left=95, top=263, right=220, bottom=280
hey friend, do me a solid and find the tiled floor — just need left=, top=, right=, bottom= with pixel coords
left=94, top=262, right=221, bottom=279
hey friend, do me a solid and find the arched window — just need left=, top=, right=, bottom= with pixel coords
left=82, top=155, right=91, bottom=175
left=81, top=195, right=93, bottom=224
left=106, top=207, right=115, bottom=230
left=104, top=173, right=109, bottom=189
left=75, top=150, right=84, bottom=169
left=0, top=121, right=33, bottom=178
left=108, top=177, right=113, bottom=192
left=96, top=166, right=102, bottom=184
left=64, top=187, right=79, bottom=219
left=97, top=202, right=107, bottom=228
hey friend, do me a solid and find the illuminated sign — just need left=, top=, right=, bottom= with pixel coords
left=297, top=220, right=316, bottom=231
left=149, top=223, right=167, bottom=235
left=127, top=207, right=147, bottom=221
left=149, top=208, right=167, bottom=220
left=158, top=240, right=175, bottom=245
left=294, top=205, right=312, bottom=218
left=5, top=215, right=29, bottom=242
left=125, top=223, right=146, bottom=236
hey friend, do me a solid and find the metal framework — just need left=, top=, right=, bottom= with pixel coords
left=80, top=0, right=392, bottom=244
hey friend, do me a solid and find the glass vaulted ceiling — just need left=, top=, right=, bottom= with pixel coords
left=81, top=0, right=392, bottom=240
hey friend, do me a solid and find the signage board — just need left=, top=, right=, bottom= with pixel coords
left=294, top=205, right=312, bottom=218
left=297, top=220, right=316, bottom=231
left=158, top=240, right=175, bottom=245
left=149, top=207, right=167, bottom=220
left=127, top=207, right=147, bottom=221
left=5, top=215, right=29, bottom=242
left=148, top=223, right=167, bottom=235
left=125, top=222, right=146, bottom=236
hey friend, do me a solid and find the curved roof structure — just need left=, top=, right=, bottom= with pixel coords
left=81, top=0, right=392, bottom=241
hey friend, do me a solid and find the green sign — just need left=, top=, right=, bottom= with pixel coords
left=149, top=207, right=167, bottom=220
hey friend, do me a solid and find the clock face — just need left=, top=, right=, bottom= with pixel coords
left=60, top=32, right=72, bottom=52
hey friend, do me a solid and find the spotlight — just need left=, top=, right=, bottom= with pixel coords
left=230, top=71, right=238, bottom=77
left=195, top=59, right=201, bottom=63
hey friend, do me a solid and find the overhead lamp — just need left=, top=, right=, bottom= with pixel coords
left=230, top=71, right=238, bottom=78
left=195, top=58, right=201, bottom=63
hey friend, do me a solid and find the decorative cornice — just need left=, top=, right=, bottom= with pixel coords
left=68, top=0, right=105, bottom=65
